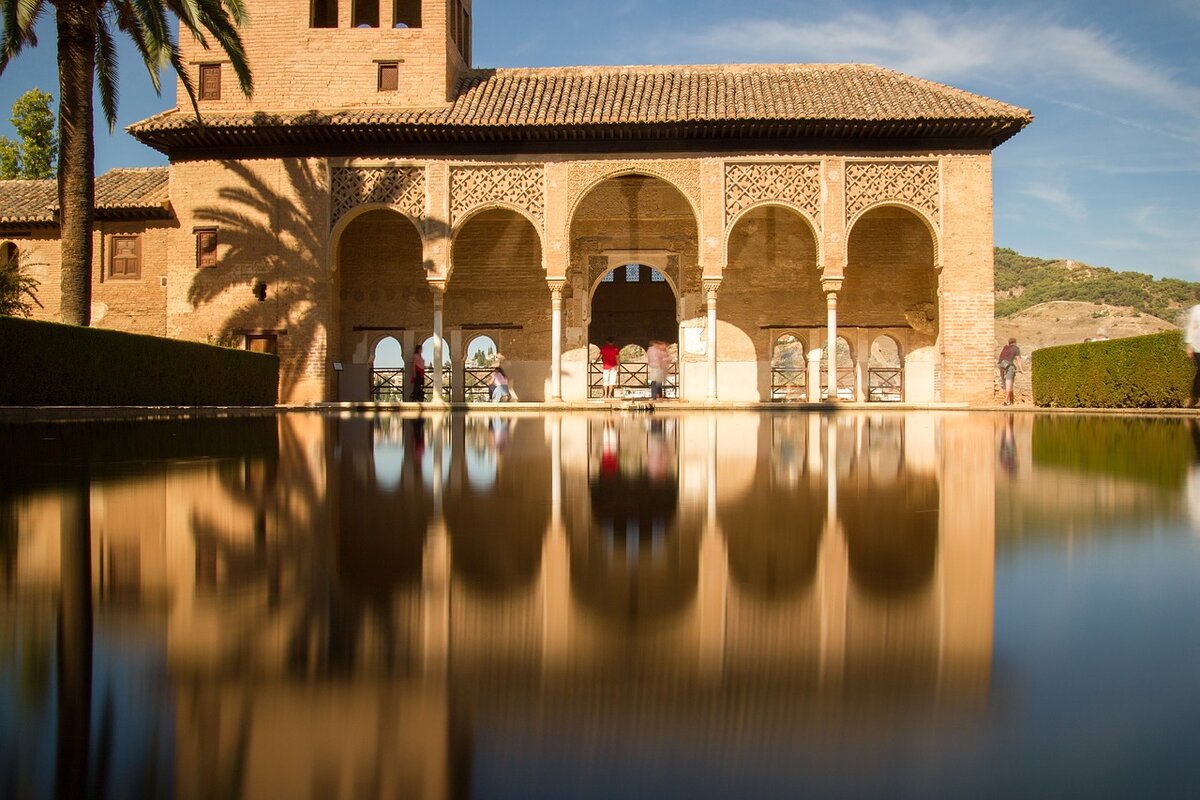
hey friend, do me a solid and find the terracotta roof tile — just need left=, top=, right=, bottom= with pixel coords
left=129, top=63, right=1032, bottom=147
left=0, top=167, right=170, bottom=225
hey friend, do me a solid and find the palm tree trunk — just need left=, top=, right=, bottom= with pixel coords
left=55, top=2, right=98, bottom=327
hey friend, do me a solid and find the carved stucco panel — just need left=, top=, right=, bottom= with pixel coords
left=450, top=165, right=545, bottom=229
left=724, top=162, right=822, bottom=229
left=330, top=166, right=425, bottom=228
left=844, top=160, right=940, bottom=224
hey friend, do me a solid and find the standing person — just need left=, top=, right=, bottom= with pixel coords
left=997, top=337, right=1023, bottom=406
left=410, top=347, right=427, bottom=402
left=1186, top=299, right=1200, bottom=407
left=647, top=340, right=673, bottom=401
left=600, top=336, right=621, bottom=399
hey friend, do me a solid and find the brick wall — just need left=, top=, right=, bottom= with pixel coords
left=176, top=0, right=467, bottom=111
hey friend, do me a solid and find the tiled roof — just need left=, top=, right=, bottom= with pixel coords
left=0, top=167, right=170, bottom=225
left=129, top=64, right=1032, bottom=153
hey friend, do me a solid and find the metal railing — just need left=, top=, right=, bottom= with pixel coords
left=371, top=368, right=405, bottom=401
left=588, top=359, right=679, bottom=399
left=415, top=366, right=452, bottom=402
left=819, top=366, right=857, bottom=401
left=868, top=367, right=903, bottom=402
left=464, top=367, right=494, bottom=402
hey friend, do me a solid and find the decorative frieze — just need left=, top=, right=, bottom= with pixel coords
left=845, top=160, right=939, bottom=224
left=330, top=166, right=425, bottom=228
left=450, top=165, right=545, bottom=229
left=724, top=162, right=822, bottom=228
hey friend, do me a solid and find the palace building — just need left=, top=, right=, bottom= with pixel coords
left=0, top=0, right=1031, bottom=404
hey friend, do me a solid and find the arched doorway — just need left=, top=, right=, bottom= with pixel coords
left=587, top=264, right=679, bottom=399
left=844, top=205, right=938, bottom=401
left=724, top=205, right=822, bottom=400
left=448, top=208, right=546, bottom=400
left=370, top=336, right=405, bottom=401
left=568, top=173, right=699, bottom=401
left=417, top=336, right=452, bottom=402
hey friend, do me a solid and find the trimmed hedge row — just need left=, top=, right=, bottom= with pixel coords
left=1032, top=330, right=1191, bottom=408
left=0, top=316, right=278, bottom=406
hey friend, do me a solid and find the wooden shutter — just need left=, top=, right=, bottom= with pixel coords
left=200, top=64, right=221, bottom=101
left=110, top=235, right=141, bottom=278
left=378, top=63, right=399, bottom=91
left=196, top=228, right=218, bottom=267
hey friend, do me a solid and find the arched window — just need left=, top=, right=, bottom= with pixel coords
left=464, top=335, right=499, bottom=402
left=419, top=336, right=452, bottom=402
left=371, top=336, right=405, bottom=401
left=0, top=242, right=17, bottom=270
left=771, top=333, right=807, bottom=401
left=868, top=336, right=904, bottom=402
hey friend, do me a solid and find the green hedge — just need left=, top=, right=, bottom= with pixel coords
left=1032, top=330, right=1191, bottom=408
left=0, top=316, right=278, bottom=406
left=1031, top=416, right=1195, bottom=488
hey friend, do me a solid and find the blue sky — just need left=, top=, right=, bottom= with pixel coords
left=1, top=0, right=1197, bottom=279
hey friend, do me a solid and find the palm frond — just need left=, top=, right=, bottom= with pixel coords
left=94, top=13, right=120, bottom=130
left=0, top=0, right=45, bottom=75
left=168, top=41, right=202, bottom=121
left=113, top=1, right=167, bottom=95
left=194, top=1, right=251, bottom=95
left=162, top=0, right=210, bottom=50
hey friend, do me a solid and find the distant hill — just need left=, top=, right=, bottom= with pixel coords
left=994, top=247, right=1197, bottom=324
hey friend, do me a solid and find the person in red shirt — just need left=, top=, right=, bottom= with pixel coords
left=599, top=336, right=620, bottom=399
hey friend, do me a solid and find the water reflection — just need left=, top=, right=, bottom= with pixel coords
left=7, top=411, right=1198, bottom=797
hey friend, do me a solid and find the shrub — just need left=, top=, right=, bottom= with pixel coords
left=1032, top=331, right=1191, bottom=408
left=0, top=317, right=278, bottom=406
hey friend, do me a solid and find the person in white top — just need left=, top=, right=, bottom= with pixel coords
left=1186, top=302, right=1200, bottom=407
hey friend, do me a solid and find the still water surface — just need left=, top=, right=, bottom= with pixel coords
left=2, top=411, right=1200, bottom=799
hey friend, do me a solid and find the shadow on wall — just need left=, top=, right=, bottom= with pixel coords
left=188, top=160, right=329, bottom=399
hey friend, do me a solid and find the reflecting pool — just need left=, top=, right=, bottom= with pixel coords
left=2, top=412, right=1200, bottom=799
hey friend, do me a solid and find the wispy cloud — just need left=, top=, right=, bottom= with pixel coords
left=1021, top=183, right=1087, bottom=222
left=657, top=9, right=1200, bottom=119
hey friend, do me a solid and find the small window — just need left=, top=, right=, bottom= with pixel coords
left=245, top=334, right=278, bottom=354
left=601, top=271, right=615, bottom=283
left=378, top=63, right=399, bottom=91
left=463, top=8, right=471, bottom=62
left=311, top=0, right=338, bottom=27
left=393, top=0, right=421, bottom=27
left=651, top=269, right=666, bottom=283
left=0, top=241, right=17, bottom=270
left=199, top=64, right=221, bottom=101
left=109, top=235, right=141, bottom=279
left=353, top=0, right=379, bottom=27
left=625, top=264, right=640, bottom=282
left=196, top=228, right=218, bottom=268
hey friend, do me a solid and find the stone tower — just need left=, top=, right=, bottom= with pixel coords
left=175, top=0, right=473, bottom=111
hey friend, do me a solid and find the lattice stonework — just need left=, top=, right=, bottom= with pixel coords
left=331, top=166, right=425, bottom=227
left=845, top=161, right=940, bottom=223
left=724, top=162, right=822, bottom=228
left=450, top=166, right=545, bottom=228
left=567, top=160, right=702, bottom=217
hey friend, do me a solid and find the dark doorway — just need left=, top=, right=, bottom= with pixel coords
left=588, top=264, right=678, bottom=399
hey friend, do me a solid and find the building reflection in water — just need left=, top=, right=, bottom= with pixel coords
left=0, top=412, right=995, bottom=799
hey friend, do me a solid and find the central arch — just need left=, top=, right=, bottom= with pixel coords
left=567, top=173, right=699, bottom=402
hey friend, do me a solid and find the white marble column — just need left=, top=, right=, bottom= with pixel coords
left=705, top=279, right=720, bottom=401
left=431, top=282, right=446, bottom=403
left=822, top=277, right=843, bottom=402
left=549, top=278, right=564, bottom=401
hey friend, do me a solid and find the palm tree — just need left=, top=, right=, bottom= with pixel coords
left=0, top=0, right=252, bottom=326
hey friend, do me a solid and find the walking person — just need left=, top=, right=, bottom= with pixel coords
left=489, top=364, right=511, bottom=402
left=647, top=339, right=672, bottom=401
left=1186, top=298, right=1200, bottom=407
left=410, top=347, right=427, bottom=402
left=997, top=337, right=1023, bottom=406
left=600, top=336, right=621, bottom=399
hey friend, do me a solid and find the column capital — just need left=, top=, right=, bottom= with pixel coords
left=821, top=276, right=844, bottom=295
left=547, top=276, right=567, bottom=299
left=702, top=277, right=722, bottom=299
